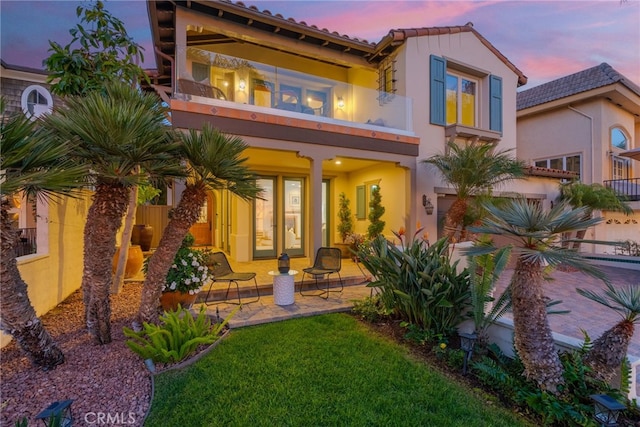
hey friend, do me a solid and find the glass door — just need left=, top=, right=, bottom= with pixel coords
left=283, top=178, right=304, bottom=256
left=322, top=180, right=329, bottom=247
left=254, top=177, right=276, bottom=258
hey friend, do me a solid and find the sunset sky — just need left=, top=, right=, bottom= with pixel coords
left=1, top=0, right=638, bottom=89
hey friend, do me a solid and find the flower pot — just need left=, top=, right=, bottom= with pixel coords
left=132, top=224, right=153, bottom=252
left=335, top=243, right=352, bottom=259
left=112, top=245, right=144, bottom=279
left=160, top=291, right=197, bottom=311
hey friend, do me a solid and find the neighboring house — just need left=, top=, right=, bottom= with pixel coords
left=145, top=0, right=559, bottom=262
left=0, top=61, right=90, bottom=347
left=517, top=63, right=640, bottom=254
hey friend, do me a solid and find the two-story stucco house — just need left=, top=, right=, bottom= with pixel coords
left=145, top=0, right=559, bottom=262
left=517, top=63, right=640, bottom=254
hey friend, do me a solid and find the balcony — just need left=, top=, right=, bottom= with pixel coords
left=604, top=178, right=640, bottom=202
left=173, top=47, right=414, bottom=135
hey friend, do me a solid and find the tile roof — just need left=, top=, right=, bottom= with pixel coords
left=382, top=23, right=527, bottom=86
left=517, top=62, right=640, bottom=110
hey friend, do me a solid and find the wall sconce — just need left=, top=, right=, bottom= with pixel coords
left=336, top=97, right=345, bottom=109
left=590, top=394, right=625, bottom=426
left=422, top=194, right=434, bottom=215
left=238, top=79, right=246, bottom=91
left=35, top=400, right=74, bottom=426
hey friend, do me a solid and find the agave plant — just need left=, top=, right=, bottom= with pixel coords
left=576, top=283, right=640, bottom=382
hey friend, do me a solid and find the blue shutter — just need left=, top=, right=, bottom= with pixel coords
left=430, top=55, right=446, bottom=126
left=489, top=75, right=503, bottom=132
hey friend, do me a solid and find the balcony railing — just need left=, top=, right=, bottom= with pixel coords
left=16, top=227, right=37, bottom=257
left=175, top=47, right=413, bottom=133
left=604, top=178, right=640, bottom=202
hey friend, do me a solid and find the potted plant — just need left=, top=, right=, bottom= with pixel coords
left=147, top=233, right=213, bottom=311
left=336, top=192, right=354, bottom=258
left=132, top=181, right=161, bottom=251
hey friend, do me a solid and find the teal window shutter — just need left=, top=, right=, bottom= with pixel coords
left=490, top=75, right=503, bottom=132
left=429, top=55, right=446, bottom=126
left=356, top=185, right=366, bottom=219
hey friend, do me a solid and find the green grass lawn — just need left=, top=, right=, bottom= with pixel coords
left=146, top=313, right=531, bottom=426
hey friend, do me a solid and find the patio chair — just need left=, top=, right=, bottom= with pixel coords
left=299, top=247, right=343, bottom=299
left=204, top=252, right=260, bottom=306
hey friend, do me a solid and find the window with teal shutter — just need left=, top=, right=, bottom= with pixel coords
left=356, top=185, right=366, bottom=219
left=430, top=55, right=446, bottom=126
left=489, top=75, right=502, bottom=132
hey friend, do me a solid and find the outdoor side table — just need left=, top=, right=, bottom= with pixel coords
left=269, top=270, right=298, bottom=306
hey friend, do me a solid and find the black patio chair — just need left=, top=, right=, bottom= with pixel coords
left=299, top=247, right=343, bottom=299
left=204, top=251, right=260, bottom=305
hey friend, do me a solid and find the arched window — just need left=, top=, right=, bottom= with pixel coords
left=20, top=85, right=53, bottom=119
left=611, top=127, right=628, bottom=150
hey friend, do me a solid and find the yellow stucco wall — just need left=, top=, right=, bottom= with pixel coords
left=1, top=193, right=90, bottom=348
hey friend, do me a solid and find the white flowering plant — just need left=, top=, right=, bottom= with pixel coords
left=162, top=245, right=213, bottom=295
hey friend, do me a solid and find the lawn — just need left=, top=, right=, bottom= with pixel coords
left=146, top=313, right=531, bottom=426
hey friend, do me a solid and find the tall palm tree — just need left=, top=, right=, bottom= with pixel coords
left=424, top=142, right=526, bottom=242
left=137, top=124, right=260, bottom=325
left=43, top=83, right=184, bottom=344
left=464, top=198, right=607, bottom=392
left=0, top=98, right=86, bottom=369
left=558, top=181, right=632, bottom=250
left=576, top=283, right=640, bottom=383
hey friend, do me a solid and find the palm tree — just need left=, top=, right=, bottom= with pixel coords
left=0, top=98, right=86, bottom=369
left=464, top=198, right=607, bottom=392
left=137, top=124, right=260, bottom=325
left=576, top=283, right=640, bottom=383
left=43, top=83, right=184, bottom=344
left=424, top=142, right=526, bottom=242
left=558, top=181, right=632, bottom=250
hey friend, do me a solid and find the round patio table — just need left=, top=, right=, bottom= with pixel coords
left=268, top=270, right=298, bottom=306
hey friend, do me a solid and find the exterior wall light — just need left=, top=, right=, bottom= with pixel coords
left=336, top=97, right=345, bottom=109
left=238, top=79, right=246, bottom=91
left=422, top=194, right=434, bottom=215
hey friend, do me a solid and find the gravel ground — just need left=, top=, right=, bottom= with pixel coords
left=1, top=283, right=152, bottom=426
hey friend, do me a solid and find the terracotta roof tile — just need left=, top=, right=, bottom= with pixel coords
left=517, top=63, right=640, bottom=110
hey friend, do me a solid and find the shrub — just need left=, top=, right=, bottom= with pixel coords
left=357, top=232, right=469, bottom=337
left=351, top=295, right=388, bottom=323
left=123, top=305, right=238, bottom=363
left=472, top=343, right=626, bottom=426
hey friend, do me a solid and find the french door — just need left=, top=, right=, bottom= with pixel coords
left=253, top=176, right=305, bottom=258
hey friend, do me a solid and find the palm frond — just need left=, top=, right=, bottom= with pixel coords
left=577, top=283, right=640, bottom=322
left=178, top=124, right=261, bottom=201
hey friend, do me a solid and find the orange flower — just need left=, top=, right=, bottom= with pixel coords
left=416, top=221, right=421, bottom=229
left=398, top=226, right=406, bottom=236
left=423, top=232, right=429, bottom=241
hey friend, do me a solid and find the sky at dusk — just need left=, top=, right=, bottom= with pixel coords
left=1, top=0, right=638, bottom=89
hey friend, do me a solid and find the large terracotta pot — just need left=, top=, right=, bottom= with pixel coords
left=160, top=291, right=197, bottom=311
left=131, top=224, right=153, bottom=252
left=112, top=245, right=144, bottom=279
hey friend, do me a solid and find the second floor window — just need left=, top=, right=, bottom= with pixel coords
left=378, top=57, right=396, bottom=104
left=446, top=73, right=477, bottom=126
left=430, top=55, right=502, bottom=132
left=612, top=156, right=630, bottom=180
